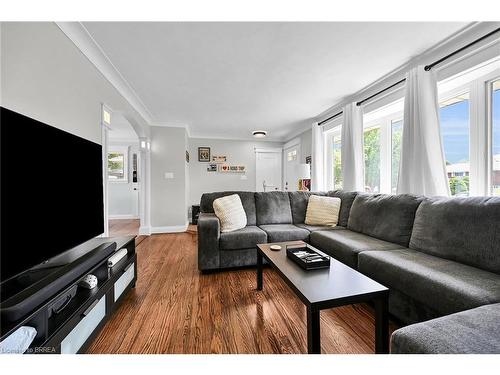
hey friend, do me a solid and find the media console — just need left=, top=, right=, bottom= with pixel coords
left=0, top=236, right=137, bottom=354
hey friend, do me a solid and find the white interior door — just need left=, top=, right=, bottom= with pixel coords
left=284, top=144, right=300, bottom=191
left=255, top=149, right=282, bottom=192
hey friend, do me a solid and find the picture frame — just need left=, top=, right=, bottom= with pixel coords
left=212, top=155, right=227, bottom=163
left=198, top=147, right=211, bottom=162
left=186, top=150, right=190, bottom=163
left=207, top=164, right=217, bottom=172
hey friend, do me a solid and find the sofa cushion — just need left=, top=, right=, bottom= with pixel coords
left=347, top=193, right=423, bottom=247
left=255, top=192, right=293, bottom=225
left=358, top=249, right=500, bottom=317
left=200, top=191, right=257, bottom=225
left=327, top=190, right=358, bottom=227
left=409, top=196, right=500, bottom=274
left=295, top=223, right=345, bottom=232
left=391, top=303, right=500, bottom=354
left=219, top=226, right=267, bottom=250
left=288, top=191, right=327, bottom=224
left=259, top=224, right=310, bottom=243
left=309, top=229, right=405, bottom=269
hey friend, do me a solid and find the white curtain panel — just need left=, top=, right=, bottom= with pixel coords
left=341, top=102, right=364, bottom=191
left=311, top=122, right=325, bottom=191
left=397, top=65, right=450, bottom=197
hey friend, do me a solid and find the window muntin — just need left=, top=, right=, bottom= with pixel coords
left=364, top=125, right=381, bottom=193
left=492, top=80, right=500, bottom=196
left=439, top=92, right=470, bottom=196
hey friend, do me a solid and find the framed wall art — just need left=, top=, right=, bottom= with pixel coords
left=198, top=147, right=211, bottom=162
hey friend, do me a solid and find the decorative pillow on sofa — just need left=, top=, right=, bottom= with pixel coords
left=213, top=194, right=247, bottom=232
left=305, top=195, right=341, bottom=227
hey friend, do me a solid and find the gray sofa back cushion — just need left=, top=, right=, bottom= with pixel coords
left=288, top=191, right=327, bottom=224
left=255, top=191, right=293, bottom=225
left=200, top=191, right=257, bottom=226
left=327, top=190, right=359, bottom=227
left=348, top=193, right=424, bottom=247
left=409, top=196, right=500, bottom=274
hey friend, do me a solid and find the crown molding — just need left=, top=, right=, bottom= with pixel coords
left=55, top=22, right=154, bottom=126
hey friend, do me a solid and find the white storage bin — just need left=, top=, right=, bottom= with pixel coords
left=114, top=263, right=135, bottom=302
left=60, top=297, right=105, bottom=354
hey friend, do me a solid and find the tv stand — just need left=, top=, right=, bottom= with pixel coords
left=0, top=236, right=137, bottom=354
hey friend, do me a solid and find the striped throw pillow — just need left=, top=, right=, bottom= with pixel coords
left=304, top=195, right=341, bottom=227
left=213, top=194, right=247, bottom=232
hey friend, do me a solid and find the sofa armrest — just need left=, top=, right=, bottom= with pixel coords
left=197, top=212, right=221, bottom=271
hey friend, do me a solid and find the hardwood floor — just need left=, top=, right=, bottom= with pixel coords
left=109, top=219, right=147, bottom=246
left=109, top=219, right=140, bottom=237
left=87, top=229, right=398, bottom=354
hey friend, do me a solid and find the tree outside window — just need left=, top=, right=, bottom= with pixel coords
left=364, top=126, right=381, bottom=193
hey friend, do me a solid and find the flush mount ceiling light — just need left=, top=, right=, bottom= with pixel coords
left=252, top=130, right=267, bottom=138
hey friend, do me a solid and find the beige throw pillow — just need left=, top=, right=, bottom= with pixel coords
left=213, top=194, right=247, bottom=232
left=305, top=195, right=341, bottom=227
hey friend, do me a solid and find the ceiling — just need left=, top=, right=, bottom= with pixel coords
left=83, top=22, right=468, bottom=141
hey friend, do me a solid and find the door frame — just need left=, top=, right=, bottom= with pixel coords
left=254, top=147, right=283, bottom=191
left=101, top=104, right=151, bottom=237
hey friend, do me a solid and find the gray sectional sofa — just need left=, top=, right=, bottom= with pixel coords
left=197, top=190, right=500, bottom=353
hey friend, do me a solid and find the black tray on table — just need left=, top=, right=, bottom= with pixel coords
left=286, top=244, right=330, bottom=270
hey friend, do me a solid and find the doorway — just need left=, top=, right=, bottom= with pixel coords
left=255, top=148, right=282, bottom=192
left=283, top=144, right=300, bottom=192
left=105, top=112, right=141, bottom=237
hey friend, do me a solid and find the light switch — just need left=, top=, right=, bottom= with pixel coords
left=164, top=172, right=174, bottom=179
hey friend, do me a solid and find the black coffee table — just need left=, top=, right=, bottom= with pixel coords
left=256, top=241, right=389, bottom=354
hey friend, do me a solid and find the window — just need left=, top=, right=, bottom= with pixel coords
left=391, top=120, right=403, bottom=193
left=287, top=149, right=297, bottom=161
left=333, top=133, right=342, bottom=189
left=108, top=147, right=128, bottom=182
left=492, top=80, right=500, bottom=196
left=363, top=98, right=404, bottom=194
left=364, top=125, right=381, bottom=193
left=439, top=92, right=470, bottom=196
left=324, top=121, right=342, bottom=191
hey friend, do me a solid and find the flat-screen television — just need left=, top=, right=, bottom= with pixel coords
left=1, top=107, right=104, bottom=283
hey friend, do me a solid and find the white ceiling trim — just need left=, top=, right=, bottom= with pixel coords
left=55, top=22, right=154, bottom=125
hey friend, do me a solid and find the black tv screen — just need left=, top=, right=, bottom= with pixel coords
left=1, top=107, right=104, bottom=282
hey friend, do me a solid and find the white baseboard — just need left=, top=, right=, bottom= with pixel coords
left=150, top=222, right=189, bottom=234
left=139, top=226, right=151, bottom=236
left=109, top=214, right=140, bottom=220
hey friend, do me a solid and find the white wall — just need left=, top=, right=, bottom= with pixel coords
left=188, top=138, right=284, bottom=205
left=108, top=142, right=140, bottom=218
left=150, top=126, right=189, bottom=230
left=0, top=22, right=148, bottom=144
